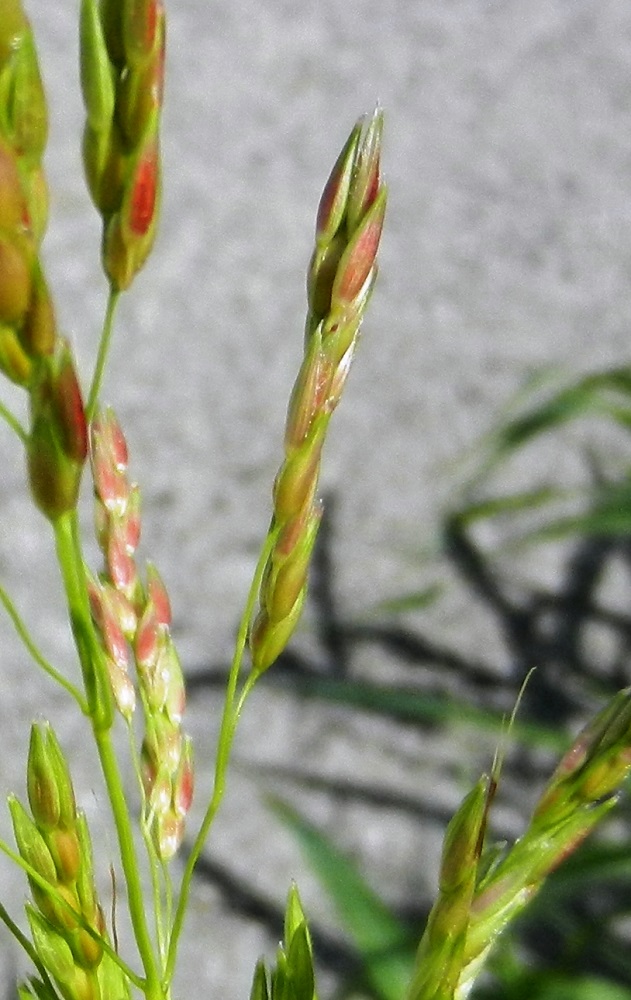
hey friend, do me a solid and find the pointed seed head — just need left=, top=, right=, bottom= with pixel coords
left=9, top=795, right=58, bottom=885
left=27, top=723, right=76, bottom=831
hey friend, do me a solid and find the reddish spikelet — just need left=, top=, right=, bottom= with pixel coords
left=345, top=109, right=383, bottom=228
left=90, top=412, right=130, bottom=514
left=106, top=531, right=139, bottom=600
left=53, top=352, right=88, bottom=465
left=315, top=124, right=360, bottom=243
left=119, top=484, right=142, bottom=553
left=146, top=562, right=171, bottom=627
left=27, top=342, right=88, bottom=520
left=95, top=587, right=129, bottom=670
left=104, top=407, right=128, bottom=469
left=123, top=0, right=160, bottom=63
left=135, top=601, right=160, bottom=669
left=127, top=137, right=159, bottom=237
left=331, top=189, right=386, bottom=311
left=87, top=574, right=136, bottom=717
left=173, top=738, right=194, bottom=817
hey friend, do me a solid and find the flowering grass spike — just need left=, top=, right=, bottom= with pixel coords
left=249, top=111, right=387, bottom=675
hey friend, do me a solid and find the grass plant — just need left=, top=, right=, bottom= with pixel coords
left=0, top=3, right=631, bottom=1000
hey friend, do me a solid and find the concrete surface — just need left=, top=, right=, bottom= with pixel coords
left=1, top=1, right=631, bottom=996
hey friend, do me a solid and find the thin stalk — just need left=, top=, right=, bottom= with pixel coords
left=165, top=528, right=277, bottom=982
left=0, top=583, right=87, bottom=711
left=162, top=862, right=174, bottom=967
left=86, top=288, right=120, bottom=421
left=54, top=513, right=109, bottom=724
left=93, top=728, right=163, bottom=999
left=130, top=721, right=169, bottom=968
left=0, top=399, right=26, bottom=442
left=53, top=512, right=163, bottom=999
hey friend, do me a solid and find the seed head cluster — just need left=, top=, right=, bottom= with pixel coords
left=89, top=408, right=193, bottom=861
left=80, top=0, right=165, bottom=290
left=0, top=1, right=87, bottom=521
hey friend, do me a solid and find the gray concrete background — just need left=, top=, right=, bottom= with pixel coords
left=2, top=1, right=631, bottom=997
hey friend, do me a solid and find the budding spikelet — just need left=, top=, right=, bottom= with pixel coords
left=27, top=340, right=88, bottom=521
left=404, top=689, right=631, bottom=1000
left=249, top=885, right=316, bottom=1000
left=249, top=111, right=387, bottom=675
left=0, top=4, right=59, bottom=392
left=407, top=779, right=489, bottom=1000
left=10, top=724, right=113, bottom=1000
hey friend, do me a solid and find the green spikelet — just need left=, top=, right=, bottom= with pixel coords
left=10, top=724, right=114, bottom=1000
left=248, top=884, right=317, bottom=1000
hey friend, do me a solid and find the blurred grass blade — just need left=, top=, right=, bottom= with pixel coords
left=458, top=367, right=631, bottom=494
left=494, top=368, right=631, bottom=457
left=506, top=475, right=631, bottom=544
left=268, top=671, right=566, bottom=751
left=530, top=838, right=631, bottom=897
left=366, top=584, right=444, bottom=617
left=268, top=798, right=414, bottom=1000
left=453, top=487, right=566, bottom=529
left=510, top=974, right=631, bottom=1000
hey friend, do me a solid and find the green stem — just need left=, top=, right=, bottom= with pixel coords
left=86, top=288, right=120, bottom=422
left=93, top=729, right=163, bottom=999
left=0, top=583, right=87, bottom=711
left=53, top=513, right=110, bottom=725
left=53, top=512, right=163, bottom=998
left=165, top=529, right=277, bottom=982
left=130, top=722, right=169, bottom=964
left=0, top=399, right=27, bottom=442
